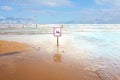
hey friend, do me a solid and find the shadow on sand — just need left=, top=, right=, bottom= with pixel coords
left=0, top=51, right=21, bottom=57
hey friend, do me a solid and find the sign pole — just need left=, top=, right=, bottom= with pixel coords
left=57, top=36, right=59, bottom=46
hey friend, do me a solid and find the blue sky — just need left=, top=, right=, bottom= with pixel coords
left=0, top=0, right=120, bottom=24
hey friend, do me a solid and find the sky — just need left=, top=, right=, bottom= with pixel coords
left=0, top=0, right=120, bottom=24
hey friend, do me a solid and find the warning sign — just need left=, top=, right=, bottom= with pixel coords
left=53, top=27, right=62, bottom=37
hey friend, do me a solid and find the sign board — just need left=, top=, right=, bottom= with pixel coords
left=53, top=27, right=62, bottom=37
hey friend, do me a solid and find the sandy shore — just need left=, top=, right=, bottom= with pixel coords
left=0, top=40, right=28, bottom=54
left=0, top=40, right=101, bottom=80
left=0, top=32, right=120, bottom=80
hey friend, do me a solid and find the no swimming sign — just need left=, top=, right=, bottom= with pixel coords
left=53, top=27, right=62, bottom=37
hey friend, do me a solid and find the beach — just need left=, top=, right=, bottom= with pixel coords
left=0, top=26, right=120, bottom=80
left=0, top=39, right=101, bottom=80
left=1, top=0, right=120, bottom=79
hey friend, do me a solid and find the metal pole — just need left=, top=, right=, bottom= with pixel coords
left=57, top=36, right=59, bottom=46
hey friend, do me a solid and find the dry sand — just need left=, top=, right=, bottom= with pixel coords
left=0, top=40, right=28, bottom=54
left=0, top=40, right=101, bottom=80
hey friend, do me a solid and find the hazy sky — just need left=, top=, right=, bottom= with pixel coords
left=0, top=0, right=120, bottom=24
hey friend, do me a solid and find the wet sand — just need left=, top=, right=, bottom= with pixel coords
left=0, top=30, right=120, bottom=80
left=0, top=40, right=101, bottom=80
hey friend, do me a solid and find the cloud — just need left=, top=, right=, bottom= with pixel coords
left=22, top=8, right=57, bottom=15
left=57, top=8, right=120, bottom=24
left=36, top=0, right=73, bottom=7
left=0, top=6, right=12, bottom=11
left=0, top=0, right=73, bottom=7
left=0, top=17, right=34, bottom=23
left=76, top=8, right=120, bottom=24
left=94, top=0, right=120, bottom=8
left=82, top=0, right=120, bottom=23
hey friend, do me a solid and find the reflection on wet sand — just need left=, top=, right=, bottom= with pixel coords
left=54, top=46, right=61, bottom=63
